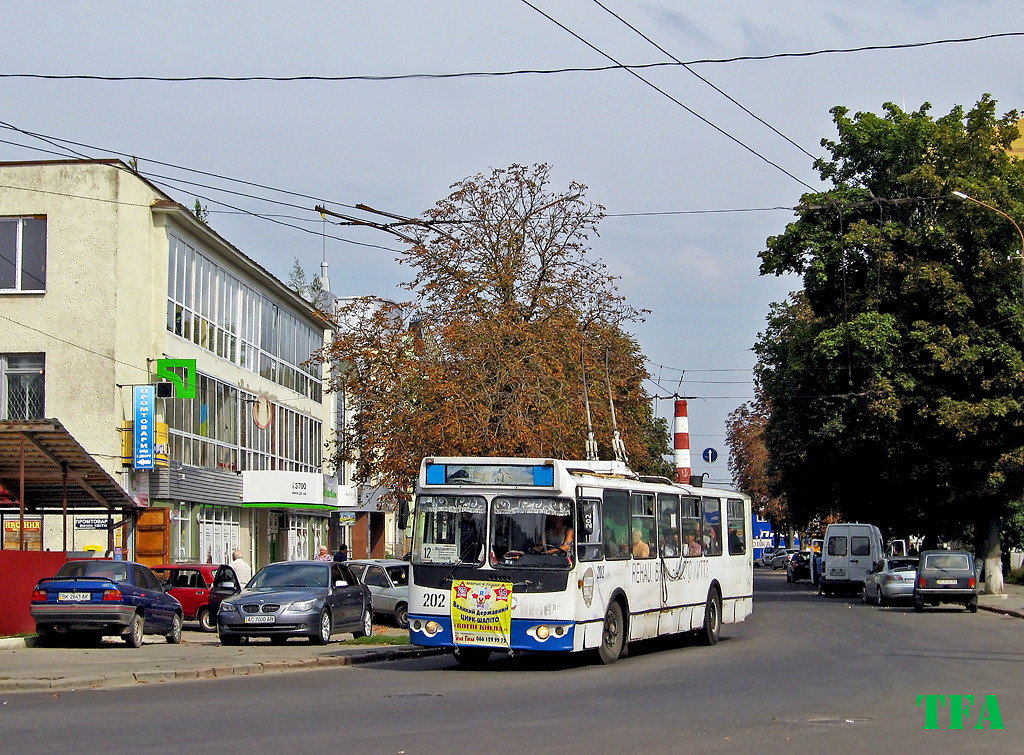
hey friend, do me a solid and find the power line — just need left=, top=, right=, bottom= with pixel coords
left=0, top=32, right=1017, bottom=82
left=589, top=0, right=816, bottom=160
left=517, top=0, right=816, bottom=191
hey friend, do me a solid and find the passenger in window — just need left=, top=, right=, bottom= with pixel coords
left=661, top=535, right=680, bottom=557
left=729, top=528, right=744, bottom=553
left=631, top=529, right=650, bottom=558
left=532, top=515, right=574, bottom=555
left=684, top=533, right=702, bottom=557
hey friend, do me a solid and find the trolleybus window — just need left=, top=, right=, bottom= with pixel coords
left=630, top=492, right=656, bottom=559
left=413, top=495, right=486, bottom=565
left=577, top=498, right=603, bottom=562
left=681, top=496, right=702, bottom=557
left=702, top=496, right=723, bottom=556
left=491, top=496, right=574, bottom=568
left=658, top=493, right=680, bottom=557
left=727, top=498, right=746, bottom=555
left=602, top=489, right=630, bottom=560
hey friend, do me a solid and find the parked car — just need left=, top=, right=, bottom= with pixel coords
left=771, top=549, right=798, bottom=570
left=207, top=563, right=244, bottom=620
left=862, top=556, right=919, bottom=606
left=819, top=522, right=884, bottom=595
left=348, top=559, right=410, bottom=629
left=216, top=560, right=372, bottom=645
left=758, top=547, right=783, bottom=568
left=151, top=563, right=224, bottom=632
left=913, top=550, right=979, bottom=613
left=786, top=552, right=811, bottom=583
left=31, top=559, right=183, bottom=647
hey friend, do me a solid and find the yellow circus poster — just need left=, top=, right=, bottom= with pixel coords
left=451, top=579, right=513, bottom=647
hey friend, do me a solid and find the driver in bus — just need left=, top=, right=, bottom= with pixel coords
left=532, top=514, right=574, bottom=555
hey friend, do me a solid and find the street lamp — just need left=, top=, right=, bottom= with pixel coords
left=952, top=190, right=1024, bottom=301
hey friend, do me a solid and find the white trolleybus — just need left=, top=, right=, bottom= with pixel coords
left=408, top=457, right=753, bottom=665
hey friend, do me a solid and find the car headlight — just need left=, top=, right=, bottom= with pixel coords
left=289, top=599, right=317, bottom=612
left=219, top=601, right=237, bottom=613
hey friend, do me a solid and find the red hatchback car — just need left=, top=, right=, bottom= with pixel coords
left=151, top=564, right=223, bottom=632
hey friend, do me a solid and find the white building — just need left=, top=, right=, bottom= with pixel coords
left=0, top=159, right=365, bottom=567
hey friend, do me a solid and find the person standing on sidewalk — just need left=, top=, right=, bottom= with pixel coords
left=316, top=545, right=333, bottom=561
left=230, top=549, right=252, bottom=586
left=333, top=544, right=348, bottom=562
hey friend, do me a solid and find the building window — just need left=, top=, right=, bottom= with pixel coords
left=1, top=354, right=44, bottom=419
left=0, top=217, right=46, bottom=292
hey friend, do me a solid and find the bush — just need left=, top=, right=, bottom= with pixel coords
left=1005, top=567, right=1024, bottom=585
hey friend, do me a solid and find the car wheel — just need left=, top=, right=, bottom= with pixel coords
left=877, top=588, right=887, bottom=607
left=394, top=603, right=409, bottom=629
left=968, top=600, right=978, bottom=613
left=198, top=607, right=216, bottom=633
left=914, top=600, right=924, bottom=613
left=786, top=570, right=793, bottom=583
left=124, top=612, right=145, bottom=647
left=861, top=585, right=870, bottom=605
left=354, top=606, right=373, bottom=639
left=165, top=612, right=183, bottom=644
left=310, top=609, right=332, bottom=645
left=700, top=589, right=722, bottom=646
left=219, top=633, right=243, bottom=646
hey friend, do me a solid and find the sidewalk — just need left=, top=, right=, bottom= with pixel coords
left=977, top=580, right=1024, bottom=619
left=0, top=629, right=446, bottom=694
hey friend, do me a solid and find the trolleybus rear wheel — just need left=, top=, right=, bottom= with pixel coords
left=598, top=601, right=625, bottom=665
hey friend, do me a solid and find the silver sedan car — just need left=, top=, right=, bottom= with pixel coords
left=217, top=561, right=372, bottom=645
left=862, top=556, right=919, bottom=606
left=348, top=559, right=410, bottom=629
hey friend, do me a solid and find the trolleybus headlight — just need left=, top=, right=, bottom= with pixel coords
left=422, top=620, right=442, bottom=637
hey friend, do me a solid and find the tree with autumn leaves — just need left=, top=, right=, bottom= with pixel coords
left=320, top=164, right=672, bottom=500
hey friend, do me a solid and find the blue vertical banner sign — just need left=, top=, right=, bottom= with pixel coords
left=133, top=385, right=155, bottom=470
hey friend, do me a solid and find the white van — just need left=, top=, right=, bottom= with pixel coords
left=819, top=523, right=884, bottom=595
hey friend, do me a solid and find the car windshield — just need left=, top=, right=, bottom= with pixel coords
left=491, top=496, right=574, bottom=569
left=924, top=553, right=971, bottom=571
left=412, top=494, right=487, bottom=565
left=386, top=565, right=409, bottom=587
left=249, top=563, right=328, bottom=589
left=56, top=561, right=129, bottom=582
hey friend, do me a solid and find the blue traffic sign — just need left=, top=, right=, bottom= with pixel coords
left=702, top=447, right=718, bottom=463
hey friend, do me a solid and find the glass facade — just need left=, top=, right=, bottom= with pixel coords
left=166, top=233, right=323, bottom=402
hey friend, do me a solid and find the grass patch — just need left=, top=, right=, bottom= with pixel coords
left=1006, top=566, right=1024, bottom=585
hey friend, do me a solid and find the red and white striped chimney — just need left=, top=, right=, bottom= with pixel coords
left=673, top=399, right=691, bottom=484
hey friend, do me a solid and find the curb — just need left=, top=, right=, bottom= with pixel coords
left=978, top=603, right=1024, bottom=620
left=0, top=645, right=448, bottom=694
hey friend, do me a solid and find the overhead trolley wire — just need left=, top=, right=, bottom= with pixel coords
left=517, top=0, right=817, bottom=192
left=0, top=32, right=1017, bottom=82
left=589, top=0, right=817, bottom=160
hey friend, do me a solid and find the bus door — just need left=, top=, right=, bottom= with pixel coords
left=575, top=489, right=608, bottom=645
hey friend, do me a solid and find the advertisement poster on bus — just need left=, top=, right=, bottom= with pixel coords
left=451, top=579, right=513, bottom=647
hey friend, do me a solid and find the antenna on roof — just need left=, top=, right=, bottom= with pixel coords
left=581, top=344, right=599, bottom=461
left=604, top=347, right=628, bottom=464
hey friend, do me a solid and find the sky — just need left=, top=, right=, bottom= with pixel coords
left=2, top=1, right=1022, bottom=486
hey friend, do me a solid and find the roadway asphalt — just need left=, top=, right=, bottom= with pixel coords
left=2, top=579, right=1022, bottom=695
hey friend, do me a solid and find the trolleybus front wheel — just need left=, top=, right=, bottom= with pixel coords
left=598, top=601, right=625, bottom=665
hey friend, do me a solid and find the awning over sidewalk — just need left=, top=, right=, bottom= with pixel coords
left=0, top=419, right=138, bottom=512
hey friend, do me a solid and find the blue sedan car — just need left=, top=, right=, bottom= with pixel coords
left=31, top=559, right=183, bottom=647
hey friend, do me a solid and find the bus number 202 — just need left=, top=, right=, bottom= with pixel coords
left=424, top=593, right=446, bottom=608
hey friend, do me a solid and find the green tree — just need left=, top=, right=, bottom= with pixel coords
left=756, top=96, right=1024, bottom=593
left=320, top=164, right=670, bottom=496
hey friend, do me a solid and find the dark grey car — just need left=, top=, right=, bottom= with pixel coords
left=217, top=561, right=372, bottom=645
left=913, top=550, right=979, bottom=613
